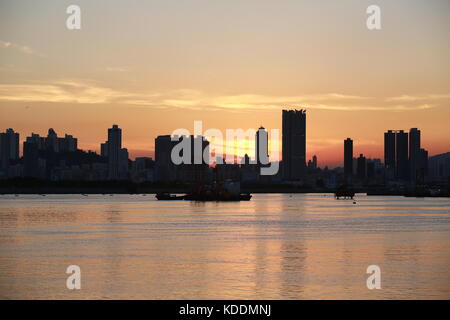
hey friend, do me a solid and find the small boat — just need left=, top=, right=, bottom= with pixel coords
left=183, top=193, right=252, bottom=201
left=335, top=187, right=355, bottom=200
left=155, top=193, right=185, bottom=200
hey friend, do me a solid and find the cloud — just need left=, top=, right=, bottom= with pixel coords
left=0, top=80, right=445, bottom=112
left=105, top=67, right=128, bottom=72
left=0, top=40, right=45, bottom=57
left=386, top=94, right=450, bottom=102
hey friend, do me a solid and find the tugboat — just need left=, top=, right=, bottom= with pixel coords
left=155, top=181, right=252, bottom=201
left=334, top=185, right=355, bottom=200
left=184, top=180, right=251, bottom=201
left=155, top=193, right=185, bottom=200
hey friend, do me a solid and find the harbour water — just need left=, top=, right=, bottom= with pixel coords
left=0, top=193, right=449, bottom=299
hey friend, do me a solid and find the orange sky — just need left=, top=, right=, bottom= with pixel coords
left=1, top=1, right=449, bottom=167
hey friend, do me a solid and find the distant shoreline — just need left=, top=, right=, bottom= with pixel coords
left=1, top=178, right=449, bottom=197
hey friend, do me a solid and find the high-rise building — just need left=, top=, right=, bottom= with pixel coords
left=417, top=148, right=429, bottom=184
left=357, top=154, right=366, bottom=180
left=427, top=152, right=450, bottom=184
left=119, top=148, right=129, bottom=179
left=344, top=138, right=353, bottom=178
left=384, top=130, right=410, bottom=182
left=155, top=135, right=179, bottom=182
left=282, top=109, right=306, bottom=180
left=384, top=130, right=396, bottom=176
left=107, top=124, right=122, bottom=180
left=46, top=128, right=59, bottom=152
left=312, top=155, right=317, bottom=169
left=396, top=130, right=409, bottom=181
left=59, top=134, right=77, bottom=152
left=0, top=128, right=19, bottom=172
left=100, top=142, right=109, bottom=157
left=255, top=126, right=269, bottom=165
left=409, top=128, right=421, bottom=184
left=155, top=135, right=210, bottom=183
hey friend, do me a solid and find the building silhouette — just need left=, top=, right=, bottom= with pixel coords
left=409, top=128, right=421, bottom=184
left=282, top=109, right=306, bottom=181
left=357, top=154, right=366, bottom=180
left=155, top=135, right=178, bottom=182
left=384, top=130, right=409, bottom=182
left=0, top=122, right=442, bottom=190
left=0, top=128, right=19, bottom=176
left=255, top=126, right=269, bottom=165
left=312, top=155, right=317, bottom=169
left=344, top=138, right=353, bottom=179
left=155, top=135, right=210, bottom=183
left=396, top=130, right=409, bottom=181
left=384, top=130, right=396, bottom=180
left=428, top=152, right=450, bottom=183
left=107, top=124, right=122, bottom=180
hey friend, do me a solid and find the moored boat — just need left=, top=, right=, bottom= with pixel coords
left=155, top=193, right=185, bottom=200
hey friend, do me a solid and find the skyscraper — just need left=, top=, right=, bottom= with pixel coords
left=255, top=126, right=268, bottom=165
left=396, top=130, right=409, bottom=181
left=155, top=135, right=179, bottom=182
left=0, top=128, right=19, bottom=170
left=282, top=109, right=306, bottom=181
left=384, top=130, right=396, bottom=177
left=107, top=124, right=122, bottom=180
left=344, top=138, right=353, bottom=178
left=409, top=128, right=421, bottom=184
left=357, top=154, right=366, bottom=180
left=46, top=128, right=59, bottom=152
left=384, top=130, right=410, bottom=182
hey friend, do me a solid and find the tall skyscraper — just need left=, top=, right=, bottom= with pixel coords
left=409, top=128, right=421, bottom=183
left=255, top=126, right=268, bottom=165
left=384, top=130, right=396, bottom=176
left=396, top=130, right=409, bottom=181
left=107, top=124, right=122, bottom=180
left=282, top=109, right=306, bottom=180
left=384, top=130, right=410, bottom=182
left=0, top=128, right=19, bottom=171
left=344, top=138, right=353, bottom=178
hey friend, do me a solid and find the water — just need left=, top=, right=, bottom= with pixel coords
left=0, top=193, right=449, bottom=299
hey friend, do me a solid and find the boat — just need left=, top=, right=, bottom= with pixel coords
left=155, top=181, right=252, bottom=202
left=183, top=193, right=252, bottom=201
left=335, top=186, right=355, bottom=199
left=155, top=193, right=185, bottom=200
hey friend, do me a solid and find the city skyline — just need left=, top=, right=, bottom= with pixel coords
left=0, top=121, right=440, bottom=170
left=0, top=117, right=441, bottom=169
left=1, top=1, right=450, bottom=167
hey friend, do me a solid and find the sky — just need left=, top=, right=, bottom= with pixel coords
left=0, top=0, right=449, bottom=167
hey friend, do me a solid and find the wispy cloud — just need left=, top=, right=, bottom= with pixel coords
left=0, top=40, right=45, bottom=57
left=104, top=67, right=128, bottom=72
left=386, top=94, right=450, bottom=102
left=0, top=80, right=445, bottom=112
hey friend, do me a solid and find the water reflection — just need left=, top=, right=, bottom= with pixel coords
left=0, top=194, right=449, bottom=299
